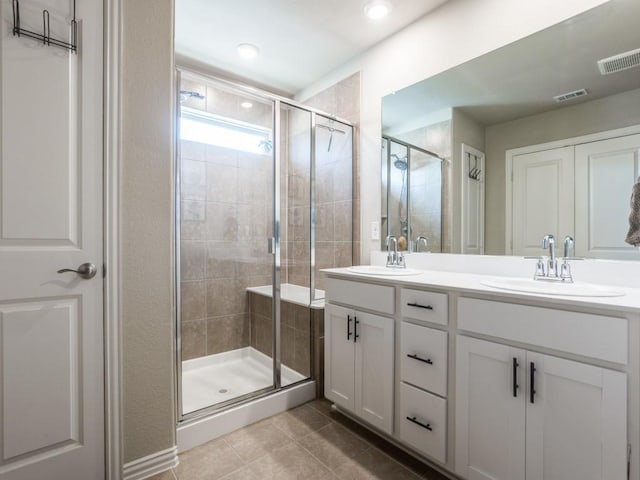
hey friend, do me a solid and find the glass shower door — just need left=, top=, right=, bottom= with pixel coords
left=178, top=74, right=278, bottom=416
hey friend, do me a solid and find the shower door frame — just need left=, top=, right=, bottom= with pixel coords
left=175, top=69, right=354, bottom=423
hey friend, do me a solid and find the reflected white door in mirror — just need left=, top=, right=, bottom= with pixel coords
left=506, top=126, right=640, bottom=260
left=461, top=144, right=485, bottom=255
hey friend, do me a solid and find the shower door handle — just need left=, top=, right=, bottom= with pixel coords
left=267, top=237, right=275, bottom=254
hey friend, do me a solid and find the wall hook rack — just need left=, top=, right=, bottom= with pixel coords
left=468, top=152, right=481, bottom=181
left=12, top=0, right=78, bottom=53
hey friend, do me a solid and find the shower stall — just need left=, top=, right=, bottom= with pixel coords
left=381, top=136, right=444, bottom=252
left=175, top=70, right=354, bottom=424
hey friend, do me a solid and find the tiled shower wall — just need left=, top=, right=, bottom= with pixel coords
left=179, top=79, right=274, bottom=361
left=298, top=72, right=361, bottom=289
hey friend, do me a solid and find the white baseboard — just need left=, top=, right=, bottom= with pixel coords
left=122, top=446, right=179, bottom=480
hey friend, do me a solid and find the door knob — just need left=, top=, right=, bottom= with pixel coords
left=57, top=262, right=98, bottom=279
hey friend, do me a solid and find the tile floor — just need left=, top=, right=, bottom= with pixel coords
left=150, top=399, right=448, bottom=480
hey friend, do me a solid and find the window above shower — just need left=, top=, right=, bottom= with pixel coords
left=180, top=107, right=273, bottom=155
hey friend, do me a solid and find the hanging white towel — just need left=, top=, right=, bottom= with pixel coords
left=625, top=177, right=640, bottom=246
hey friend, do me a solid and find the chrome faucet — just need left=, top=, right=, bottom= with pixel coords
left=385, top=235, right=405, bottom=268
left=533, top=234, right=574, bottom=282
left=542, top=234, right=557, bottom=277
left=386, top=235, right=397, bottom=266
left=415, top=235, right=428, bottom=253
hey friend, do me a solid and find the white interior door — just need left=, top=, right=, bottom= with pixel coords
left=461, top=144, right=485, bottom=254
left=511, top=147, right=574, bottom=255
left=0, top=0, right=104, bottom=478
left=575, top=134, right=640, bottom=259
left=525, top=352, right=627, bottom=480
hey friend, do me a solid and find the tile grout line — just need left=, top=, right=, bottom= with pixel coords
left=292, top=420, right=372, bottom=478
left=292, top=435, right=341, bottom=479
left=305, top=401, right=440, bottom=480
left=221, top=435, right=256, bottom=471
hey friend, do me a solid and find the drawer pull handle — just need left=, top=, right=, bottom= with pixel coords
left=406, top=416, right=432, bottom=431
left=347, top=315, right=352, bottom=341
left=530, top=361, right=536, bottom=404
left=407, top=302, right=433, bottom=310
left=512, top=357, right=519, bottom=398
left=407, top=353, right=433, bottom=365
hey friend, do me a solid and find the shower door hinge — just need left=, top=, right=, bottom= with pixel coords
left=267, top=237, right=276, bottom=254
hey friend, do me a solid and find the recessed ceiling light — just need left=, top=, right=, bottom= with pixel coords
left=241, top=101, right=253, bottom=109
left=364, top=0, right=392, bottom=20
left=237, top=43, right=260, bottom=60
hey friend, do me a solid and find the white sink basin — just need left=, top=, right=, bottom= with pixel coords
left=347, top=265, right=423, bottom=276
left=481, top=277, right=625, bottom=297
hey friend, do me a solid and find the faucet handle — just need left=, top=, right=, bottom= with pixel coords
left=559, top=261, right=573, bottom=283
left=534, top=257, right=546, bottom=278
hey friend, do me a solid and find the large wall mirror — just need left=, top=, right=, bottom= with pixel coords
left=382, top=0, right=640, bottom=260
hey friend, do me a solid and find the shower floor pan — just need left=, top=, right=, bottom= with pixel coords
left=182, top=346, right=306, bottom=414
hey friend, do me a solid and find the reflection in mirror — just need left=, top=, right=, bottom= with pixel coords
left=382, top=0, right=640, bottom=259
left=381, top=136, right=444, bottom=252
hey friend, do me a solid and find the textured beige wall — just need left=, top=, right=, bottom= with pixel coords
left=121, top=0, right=176, bottom=462
left=485, top=87, right=640, bottom=254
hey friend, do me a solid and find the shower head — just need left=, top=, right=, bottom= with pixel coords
left=179, top=90, right=205, bottom=103
left=391, top=154, right=407, bottom=170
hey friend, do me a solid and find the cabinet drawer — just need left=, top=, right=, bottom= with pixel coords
left=400, top=288, right=448, bottom=325
left=399, top=382, right=447, bottom=463
left=457, top=297, right=628, bottom=364
left=326, top=278, right=394, bottom=314
left=400, top=322, right=447, bottom=396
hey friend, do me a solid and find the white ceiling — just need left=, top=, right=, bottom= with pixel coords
left=383, top=0, right=640, bottom=131
left=175, top=0, right=449, bottom=95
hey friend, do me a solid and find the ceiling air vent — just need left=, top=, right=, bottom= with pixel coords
left=597, top=47, right=640, bottom=75
left=553, top=89, right=589, bottom=103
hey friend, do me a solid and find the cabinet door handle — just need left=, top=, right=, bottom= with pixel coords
left=406, top=302, right=433, bottom=310
left=512, top=357, right=519, bottom=398
left=407, top=353, right=433, bottom=365
left=406, top=416, right=432, bottom=431
left=354, top=317, right=360, bottom=343
left=347, top=315, right=352, bottom=340
left=530, top=361, right=536, bottom=404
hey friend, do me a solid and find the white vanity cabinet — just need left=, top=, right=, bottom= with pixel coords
left=324, top=281, right=395, bottom=434
left=456, top=300, right=628, bottom=480
left=323, top=270, right=637, bottom=480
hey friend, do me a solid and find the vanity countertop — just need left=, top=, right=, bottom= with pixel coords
left=322, top=267, right=640, bottom=313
